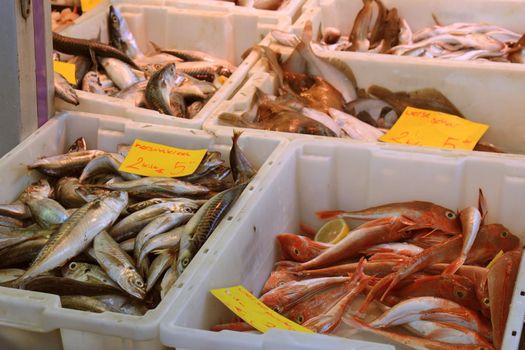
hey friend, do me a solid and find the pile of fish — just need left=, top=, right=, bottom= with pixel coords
left=218, top=21, right=503, bottom=153
left=0, top=132, right=256, bottom=315
left=313, top=0, right=525, bottom=63
left=212, top=192, right=522, bottom=349
left=53, top=5, right=236, bottom=119
left=219, top=0, right=289, bottom=11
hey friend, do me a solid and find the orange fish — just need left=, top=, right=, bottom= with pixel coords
left=488, top=250, right=522, bottom=349
left=276, top=233, right=331, bottom=262
left=465, top=224, right=520, bottom=265
left=210, top=321, right=254, bottom=332
left=317, top=201, right=461, bottom=235
left=296, top=260, right=402, bottom=278
left=261, top=269, right=302, bottom=294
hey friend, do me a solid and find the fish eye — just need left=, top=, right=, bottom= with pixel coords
left=111, top=15, right=118, bottom=23
left=454, top=290, right=465, bottom=299
left=500, top=231, right=509, bottom=238
left=69, top=262, right=77, bottom=270
left=445, top=211, right=457, bottom=219
left=272, top=306, right=281, bottom=313
left=182, top=258, right=190, bottom=267
left=134, top=280, right=144, bottom=288
left=293, top=248, right=300, bottom=256
left=296, top=315, right=304, bottom=323
left=277, top=281, right=285, bottom=287
left=483, top=298, right=490, bottom=305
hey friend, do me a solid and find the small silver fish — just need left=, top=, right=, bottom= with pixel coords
left=54, top=72, right=79, bottom=105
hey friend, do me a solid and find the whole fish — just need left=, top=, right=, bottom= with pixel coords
left=109, top=200, right=200, bottom=242
left=134, top=212, right=192, bottom=264
left=24, top=276, right=123, bottom=296
left=146, top=249, right=176, bottom=293
left=283, top=217, right=414, bottom=271
left=488, top=250, right=522, bottom=349
left=108, top=5, right=143, bottom=59
left=229, top=131, right=256, bottom=184
left=54, top=72, right=79, bottom=105
left=60, top=295, right=112, bottom=313
left=145, top=63, right=184, bottom=116
left=277, top=233, right=331, bottom=262
left=99, top=57, right=141, bottom=90
left=126, top=198, right=205, bottom=214
left=0, top=227, right=54, bottom=251
left=296, top=260, right=402, bottom=279
left=99, top=177, right=210, bottom=199
left=138, top=226, right=183, bottom=267
left=93, top=231, right=145, bottom=299
left=404, top=320, right=494, bottom=347
left=28, top=150, right=106, bottom=177
left=0, top=237, right=48, bottom=268
left=79, top=153, right=140, bottom=183
left=61, top=261, right=118, bottom=288
left=176, top=183, right=247, bottom=274
left=317, top=201, right=462, bottom=234
left=52, top=32, right=140, bottom=70
left=369, top=296, right=492, bottom=339
left=362, top=242, right=424, bottom=257
left=17, top=191, right=128, bottom=286
left=259, top=276, right=351, bottom=314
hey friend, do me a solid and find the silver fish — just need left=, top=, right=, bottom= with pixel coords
left=0, top=237, right=48, bottom=269
left=54, top=72, right=79, bottom=105
left=138, top=226, right=183, bottom=269
left=101, top=177, right=210, bottom=199
left=94, top=294, right=148, bottom=315
left=0, top=215, right=25, bottom=228
left=0, top=226, right=54, bottom=251
left=0, top=203, right=31, bottom=220
left=177, top=182, right=247, bottom=274
left=134, top=212, right=192, bottom=264
left=17, top=191, right=128, bottom=286
left=145, top=63, right=181, bottom=116
left=61, top=261, right=118, bottom=288
left=114, top=80, right=148, bottom=107
left=24, top=197, right=69, bottom=228
left=176, top=61, right=232, bottom=81
left=146, top=250, right=176, bottom=293
left=126, top=198, right=205, bottom=214
left=119, top=238, right=135, bottom=253
left=108, top=5, right=143, bottom=59
left=230, top=131, right=256, bottom=184
left=28, top=150, right=106, bottom=177
left=99, top=57, right=141, bottom=90
left=82, top=71, right=105, bottom=95
left=79, top=153, right=141, bottom=183
left=0, top=269, right=25, bottom=283
left=55, top=177, right=88, bottom=208
left=93, top=231, right=145, bottom=299
left=60, top=295, right=112, bottom=313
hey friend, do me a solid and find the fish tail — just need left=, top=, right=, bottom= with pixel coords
left=315, top=210, right=344, bottom=219
left=232, top=130, right=243, bottom=144
left=441, top=256, right=465, bottom=275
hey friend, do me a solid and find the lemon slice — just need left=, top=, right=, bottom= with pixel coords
left=315, top=218, right=349, bottom=244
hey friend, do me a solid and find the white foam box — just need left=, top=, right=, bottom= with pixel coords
left=0, top=111, right=288, bottom=350
left=54, top=0, right=291, bottom=129
left=203, top=23, right=525, bottom=155
left=160, top=139, right=525, bottom=350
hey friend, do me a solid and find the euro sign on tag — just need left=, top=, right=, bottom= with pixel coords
left=211, top=285, right=313, bottom=333
left=380, top=107, right=488, bottom=151
left=119, top=139, right=207, bottom=178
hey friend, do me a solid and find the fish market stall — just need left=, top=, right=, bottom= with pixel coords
left=0, top=111, right=287, bottom=350
left=53, top=1, right=290, bottom=129
left=160, top=138, right=525, bottom=350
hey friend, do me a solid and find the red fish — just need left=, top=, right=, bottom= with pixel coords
left=261, top=269, right=302, bottom=294
left=296, top=260, right=402, bottom=278
left=282, top=216, right=414, bottom=271
left=210, top=322, right=254, bottom=332
left=317, top=201, right=461, bottom=234
left=488, top=250, right=522, bottom=349
left=276, top=233, right=331, bottom=262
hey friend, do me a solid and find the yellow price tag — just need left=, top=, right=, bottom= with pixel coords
left=119, top=139, right=207, bottom=178
left=211, top=285, right=313, bottom=333
left=53, top=61, right=76, bottom=85
left=486, top=250, right=504, bottom=269
left=80, top=0, right=102, bottom=12
left=380, top=107, right=489, bottom=151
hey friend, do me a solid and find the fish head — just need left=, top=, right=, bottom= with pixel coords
left=477, top=278, right=491, bottom=318
left=478, top=224, right=521, bottom=254
left=439, top=275, right=481, bottom=311
left=261, top=270, right=300, bottom=294
left=276, top=234, right=327, bottom=262
left=61, top=261, right=89, bottom=280
left=176, top=248, right=192, bottom=275
left=108, top=6, right=126, bottom=46
left=421, top=204, right=462, bottom=234
left=160, top=64, right=177, bottom=85
left=121, top=267, right=146, bottom=299
left=22, top=179, right=52, bottom=200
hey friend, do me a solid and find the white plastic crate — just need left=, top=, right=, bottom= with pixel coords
left=295, top=0, right=525, bottom=66
left=160, top=139, right=525, bottom=350
left=203, top=28, right=525, bottom=155
left=0, top=111, right=288, bottom=350
left=54, top=1, right=290, bottom=129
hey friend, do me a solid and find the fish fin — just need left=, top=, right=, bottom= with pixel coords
left=315, top=210, right=345, bottom=220
left=149, top=41, right=163, bottom=53
left=478, top=188, right=488, bottom=224
left=442, top=257, right=465, bottom=275
left=359, top=273, right=394, bottom=313
left=431, top=13, right=442, bottom=26
left=299, top=223, right=317, bottom=238
left=274, top=260, right=302, bottom=271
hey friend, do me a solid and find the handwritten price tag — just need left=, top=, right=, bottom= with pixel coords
left=380, top=107, right=489, bottom=151
left=80, top=0, right=103, bottom=12
left=119, top=139, right=206, bottom=178
left=211, top=285, right=313, bottom=333
left=53, top=61, right=76, bottom=85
